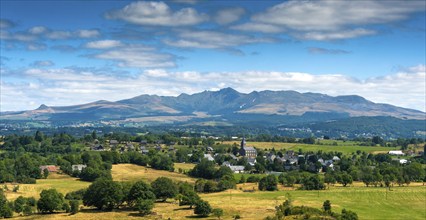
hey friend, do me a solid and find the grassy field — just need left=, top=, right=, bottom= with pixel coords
left=5, top=165, right=425, bottom=220
left=2, top=173, right=90, bottom=200
left=112, top=164, right=197, bottom=183
left=174, top=163, right=196, bottom=172
left=223, top=141, right=401, bottom=155
left=202, top=184, right=426, bottom=220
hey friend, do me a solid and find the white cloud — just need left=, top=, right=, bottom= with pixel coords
left=76, top=29, right=100, bottom=38
left=300, top=28, right=377, bottom=41
left=86, top=40, right=123, bottom=49
left=107, top=1, right=208, bottom=26
left=93, top=45, right=176, bottom=68
left=2, top=65, right=425, bottom=112
left=231, top=22, right=284, bottom=33
left=28, top=26, right=48, bottom=34
left=27, top=43, right=47, bottom=51
left=164, top=30, right=273, bottom=49
left=32, top=60, right=54, bottom=67
left=236, top=0, right=425, bottom=40
left=307, top=47, right=350, bottom=55
left=46, top=30, right=72, bottom=39
left=214, top=7, right=245, bottom=25
left=253, top=0, right=425, bottom=31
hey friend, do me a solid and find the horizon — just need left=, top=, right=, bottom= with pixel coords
left=1, top=0, right=425, bottom=112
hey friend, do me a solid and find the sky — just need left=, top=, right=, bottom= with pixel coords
left=0, top=0, right=425, bottom=112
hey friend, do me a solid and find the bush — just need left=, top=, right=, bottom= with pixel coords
left=259, top=175, right=278, bottom=191
left=65, top=189, right=86, bottom=200
left=194, top=200, right=212, bottom=217
left=70, top=200, right=79, bottom=214
left=83, top=178, right=124, bottom=210
left=135, top=198, right=154, bottom=216
left=246, top=176, right=260, bottom=183
left=212, top=208, right=224, bottom=219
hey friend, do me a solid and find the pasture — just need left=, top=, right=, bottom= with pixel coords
left=223, top=141, right=401, bottom=155
left=111, top=164, right=196, bottom=183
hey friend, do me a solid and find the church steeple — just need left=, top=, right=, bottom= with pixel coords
left=241, top=137, right=246, bottom=149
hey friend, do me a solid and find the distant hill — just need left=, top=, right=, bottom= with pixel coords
left=2, top=88, right=424, bottom=122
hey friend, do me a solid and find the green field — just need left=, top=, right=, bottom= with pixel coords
left=223, top=141, right=401, bottom=155
left=203, top=184, right=426, bottom=220
left=5, top=164, right=425, bottom=220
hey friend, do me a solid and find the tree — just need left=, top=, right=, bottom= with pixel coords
left=194, top=200, right=212, bottom=217
left=323, top=200, right=331, bottom=213
left=135, top=198, right=154, bottom=216
left=37, top=189, right=64, bottom=213
left=259, top=175, right=278, bottom=191
left=83, top=178, right=124, bottom=210
left=0, top=191, right=13, bottom=218
left=189, top=159, right=216, bottom=179
left=43, top=168, right=49, bottom=179
left=212, top=208, right=224, bottom=219
left=69, top=200, right=79, bottom=214
left=14, top=196, right=26, bottom=213
left=178, top=182, right=200, bottom=208
left=127, top=181, right=156, bottom=207
left=339, top=173, right=353, bottom=187
left=301, top=175, right=325, bottom=190
left=341, top=209, right=358, bottom=220
left=151, top=177, right=178, bottom=202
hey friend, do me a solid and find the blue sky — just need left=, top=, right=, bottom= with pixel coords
left=1, top=0, right=425, bottom=111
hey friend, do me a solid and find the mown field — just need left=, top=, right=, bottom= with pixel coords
left=4, top=164, right=425, bottom=220
left=223, top=141, right=401, bottom=155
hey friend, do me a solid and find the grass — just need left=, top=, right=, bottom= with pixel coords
left=6, top=166, right=425, bottom=220
left=112, top=164, right=196, bottom=183
left=222, top=141, right=401, bottom=155
left=174, top=163, right=196, bottom=172
left=2, top=173, right=90, bottom=200
left=203, top=184, right=426, bottom=220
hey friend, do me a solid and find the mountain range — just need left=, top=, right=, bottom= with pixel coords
left=1, top=88, right=425, bottom=123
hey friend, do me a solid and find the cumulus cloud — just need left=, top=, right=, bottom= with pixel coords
left=237, top=0, right=425, bottom=40
left=28, top=26, right=48, bottom=34
left=164, top=30, right=273, bottom=49
left=214, top=7, right=245, bottom=25
left=2, top=65, right=425, bottom=112
left=93, top=45, right=176, bottom=68
left=85, top=40, right=123, bottom=49
left=27, top=43, right=47, bottom=51
left=106, top=1, right=208, bottom=26
left=75, top=29, right=100, bottom=38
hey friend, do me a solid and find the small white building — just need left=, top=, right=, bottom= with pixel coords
left=399, top=159, right=408, bottom=164
left=72, top=164, right=87, bottom=172
left=204, top=154, right=215, bottom=162
left=389, top=150, right=405, bottom=156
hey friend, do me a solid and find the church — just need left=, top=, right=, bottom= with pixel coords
left=239, top=137, right=257, bottom=158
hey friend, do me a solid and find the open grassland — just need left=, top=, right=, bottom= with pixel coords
left=223, top=141, right=400, bottom=155
left=112, top=164, right=196, bottom=183
left=6, top=166, right=425, bottom=220
left=2, top=173, right=90, bottom=200
left=203, top=184, right=426, bottom=220
left=174, top=163, right=196, bottom=172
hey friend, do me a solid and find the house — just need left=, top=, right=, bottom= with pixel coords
left=228, top=153, right=238, bottom=160
left=332, top=156, right=340, bottom=161
left=389, top=150, right=405, bottom=156
left=72, top=164, right=87, bottom=172
left=92, top=144, right=105, bottom=151
left=155, top=145, right=162, bottom=151
left=206, top=146, right=214, bottom=153
left=168, top=146, right=175, bottom=152
left=239, top=138, right=257, bottom=157
left=109, top=140, right=119, bottom=145
left=222, top=162, right=245, bottom=173
left=39, top=165, right=58, bottom=173
left=204, top=154, right=215, bottom=162
left=399, top=159, right=408, bottom=164
left=140, top=140, right=148, bottom=146
left=247, top=157, right=257, bottom=166
left=126, top=143, right=135, bottom=151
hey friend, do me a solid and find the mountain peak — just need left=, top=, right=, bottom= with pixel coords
left=36, top=104, right=49, bottom=110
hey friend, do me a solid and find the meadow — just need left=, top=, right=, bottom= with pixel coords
left=223, top=141, right=401, bottom=155
left=4, top=164, right=425, bottom=220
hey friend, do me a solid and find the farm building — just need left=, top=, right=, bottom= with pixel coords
left=72, top=164, right=87, bottom=172
left=389, top=150, right=405, bottom=156
left=39, top=165, right=59, bottom=173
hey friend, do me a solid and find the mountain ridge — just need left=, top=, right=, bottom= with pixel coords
left=1, top=88, right=425, bottom=121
